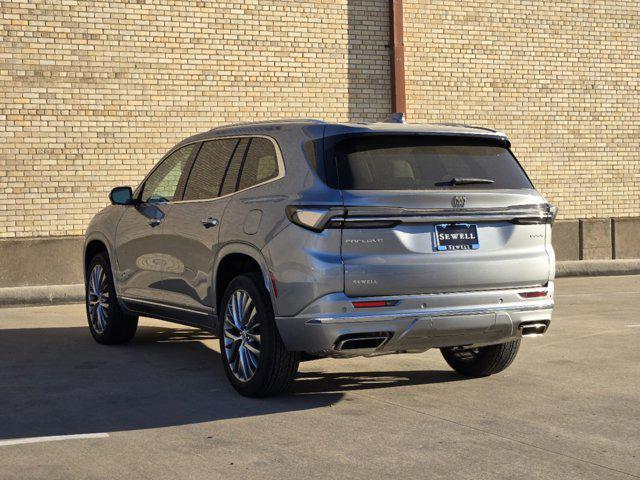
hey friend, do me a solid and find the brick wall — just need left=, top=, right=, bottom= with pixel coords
left=0, top=0, right=390, bottom=238
left=404, top=0, right=640, bottom=220
left=1, top=0, right=639, bottom=240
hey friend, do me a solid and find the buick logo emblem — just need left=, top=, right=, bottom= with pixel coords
left=451, top=196, right=466, bottom=209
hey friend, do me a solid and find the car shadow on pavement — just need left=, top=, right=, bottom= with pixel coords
left=0, top=325, right=342, bottom=440
left=0, top=324, right=466, bottom=441
left=294, top=369, right=465, bottom=393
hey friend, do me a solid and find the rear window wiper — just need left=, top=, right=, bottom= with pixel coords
left=449, top=177, right=495, bottom=186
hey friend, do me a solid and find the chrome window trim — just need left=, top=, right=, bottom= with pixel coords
left=134, top=135, right=285, bottom=206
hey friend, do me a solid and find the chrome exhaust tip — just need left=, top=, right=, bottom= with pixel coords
left=335, top=333, right=391, bottom=351
left=519, top=321, right=549, bottom=337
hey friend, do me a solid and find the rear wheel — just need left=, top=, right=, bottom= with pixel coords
left=86, top=252, right=138, bottom=345
left=441, top=339, right=521, bottom=376
left=219, top=273, right=299, bottom=397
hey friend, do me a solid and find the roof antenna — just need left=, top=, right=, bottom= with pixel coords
left=385, top=112, right=406, bottom=123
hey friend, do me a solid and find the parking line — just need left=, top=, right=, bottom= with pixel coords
left=0, top=433, right=109, bottom=447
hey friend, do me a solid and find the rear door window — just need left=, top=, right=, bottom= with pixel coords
left=333, top=136, right=533, bottom=190
left=183, top=138, right=240, bottom=201
left=237, top=137, right=279, bottom=190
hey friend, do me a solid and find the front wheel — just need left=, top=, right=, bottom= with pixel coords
left=86, top=252, right=138, bottom=345
left=219, top=273, right=299, bottom=397
left=441, top=339, right=521, bottom=377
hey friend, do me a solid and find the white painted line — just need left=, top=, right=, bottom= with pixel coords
left=0, top=433, right=109, bottom=447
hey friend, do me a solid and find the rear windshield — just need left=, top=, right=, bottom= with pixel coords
left=333, top=136, right=533, bottom=190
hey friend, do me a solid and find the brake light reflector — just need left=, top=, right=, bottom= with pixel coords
left=352, top=300, right=397, bottom=308
left=520, top=290, right=547, bottom=299
left=269, top=271, right=279, bottom=298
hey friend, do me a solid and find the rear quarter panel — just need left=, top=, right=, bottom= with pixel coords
left=219, top=128, right=344, bottom=317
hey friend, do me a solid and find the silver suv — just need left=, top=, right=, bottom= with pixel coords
left=84, top=119, right=556, bottom=397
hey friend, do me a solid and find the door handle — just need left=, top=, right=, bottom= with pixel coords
left=148, top=218, right=162, bottom=227
left=201, top=217, right=219, bottom=228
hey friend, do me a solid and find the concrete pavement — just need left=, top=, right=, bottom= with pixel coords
left=0, top=275, right=639, bottom=479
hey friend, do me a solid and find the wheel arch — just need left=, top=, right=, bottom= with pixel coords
left=84, top=234, right=121, bottom=298
left=84, top=234, right=114, bottom=274
left=214, top=243, right=276, bottom=317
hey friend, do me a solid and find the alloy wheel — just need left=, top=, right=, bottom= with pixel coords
left=88, top=264, right=110, bottom=334
left=223, top=289, right=261, bottom=382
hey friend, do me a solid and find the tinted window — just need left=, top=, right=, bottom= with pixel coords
left=334, top=136, right=532, bottom=190
left=238, top=137, right=279, bottom=190
left=183, top=139, right=240, bottom=201
left=220, top=138, right=249, bottom=196
left=141, top=144, right=195, bottom=203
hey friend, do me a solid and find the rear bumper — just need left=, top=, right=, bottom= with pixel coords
left=275, top=284, right=554, bottom=356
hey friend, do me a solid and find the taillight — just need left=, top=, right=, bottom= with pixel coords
left=285, top=205, right=345, bottom=232
left=511, top=203, right=558, bottom=225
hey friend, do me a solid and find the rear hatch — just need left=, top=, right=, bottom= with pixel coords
left=328, top=133, right=554, bottom=297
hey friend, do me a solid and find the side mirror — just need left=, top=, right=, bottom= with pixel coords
left=109, top=186, right=134, bottom=205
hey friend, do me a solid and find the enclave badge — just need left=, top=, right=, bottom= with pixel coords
left=451, top=195, right=466, bottom=209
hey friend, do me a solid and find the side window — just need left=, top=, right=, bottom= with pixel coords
left=183, top=139, right=240, bottom=201
left=220, top=138, right=249, bottom=196
left=141, top=144, right=195, bottom=203
left=238, top=138, right=279, bottom=190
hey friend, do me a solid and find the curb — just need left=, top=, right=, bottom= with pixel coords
left=0, top=284, right=84, bottom=308
left=0, top=260, right=639, bottom=307
left=555, top=259, right=640, bottom=277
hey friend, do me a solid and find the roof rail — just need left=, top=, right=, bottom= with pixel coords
left=212, top=118, right=326, bottom=130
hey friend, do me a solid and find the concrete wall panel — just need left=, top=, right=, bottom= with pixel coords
left=613, top=218, right=640, bottom=259
left=552, top=220, right=579, bottom=261
left=580, top=219, right=612, bottom=260
left=0, top=237, right=84, bottom=288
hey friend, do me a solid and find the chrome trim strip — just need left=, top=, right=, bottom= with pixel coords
left=338, top=209, right=552, bottom=225
left=343, top=204, right=549, bottom=216
left=343, top=285, right=550, bottom=300
left=170, top=134, right=286, bottom=205
left=303, top=302, right=554, bottom=325
left=121, top=296, right=210, bottom=316
left=133, top=134, right=286, bottom=206
left=330, top=204, right=554, bottom=225
left=340, top=214, right=545, bottom=224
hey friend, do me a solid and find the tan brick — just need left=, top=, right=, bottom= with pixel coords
left=0, top=0, right=638, bottom=239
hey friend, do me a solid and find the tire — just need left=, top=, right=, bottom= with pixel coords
left=218, top=273, right=300, bottom=397
left=441, top=339, right=521, bottom=377
left=85, top=252, right=138, bottom=345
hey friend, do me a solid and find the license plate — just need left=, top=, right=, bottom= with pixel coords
left=434, top=224, right=479, bottom=251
